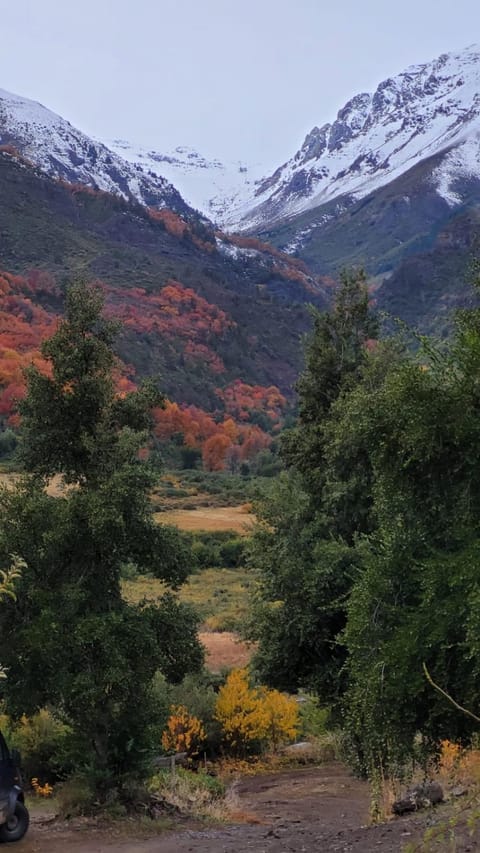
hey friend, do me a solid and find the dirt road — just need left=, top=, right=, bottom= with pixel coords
left=12, top=763, right=470, bottom=852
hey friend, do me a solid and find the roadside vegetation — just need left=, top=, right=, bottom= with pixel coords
left=0, top=283, right=305, bottom=826
left=4, top=265, right=480, bottom=847
left=247, top=262, right=480, bottom=842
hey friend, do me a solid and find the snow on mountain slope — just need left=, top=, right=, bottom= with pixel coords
left=105, top=139, right=266, bottom=221
left=0, top=88, right=194, bottom=217
left=225, top=45, right=480, bottom=232
left=2, top=43, right=479, bottom=237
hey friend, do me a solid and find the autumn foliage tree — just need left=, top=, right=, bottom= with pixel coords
left=260, top=687, right=300, bottom=753
left=161, top=705, right=206, bottom=757
left=153, top=401, right=273, bottom=471
left=214, top=669, right=299, bottom=755
left=0, top=268, right=283, bottom=472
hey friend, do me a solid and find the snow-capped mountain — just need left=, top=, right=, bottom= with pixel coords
left=104, top=139, right=266, bottom=222
left=226, top=44, right=480, bottom=232
left=0, top=88, right=194, bottom=217
left=1, top=43, right=479, bottom=247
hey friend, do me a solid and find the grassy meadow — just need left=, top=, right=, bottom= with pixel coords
left=122, top=565, right=254, bottom=633
left=0, top=467, right=258, bottom=670
left=131, top=473, right=259, bottom=669
left=155, top=505, right=255, bottom=534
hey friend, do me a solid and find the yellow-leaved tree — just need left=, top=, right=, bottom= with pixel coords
left=214, top=668, right=299, bottom=755
left=260, top=686, right=299, bottom=752
left=161, top=704, right=206, bottom=757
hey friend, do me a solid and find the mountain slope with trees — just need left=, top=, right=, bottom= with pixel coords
left=0, top=148, right=326, bottom=423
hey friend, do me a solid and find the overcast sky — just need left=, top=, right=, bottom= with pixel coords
left=1, top=0, right=478, bottom=169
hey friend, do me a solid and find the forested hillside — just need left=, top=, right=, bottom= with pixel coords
left=0, top=147, right=326, bottom=399
left=0, top=147, right=330, bottom=468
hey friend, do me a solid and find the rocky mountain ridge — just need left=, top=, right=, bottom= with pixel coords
left=2, top=44, right=480, bottom=241
left=1, top=45, right=479, bottom=342
left=224, top=44, right=480, bottom=232
left=0, top=145, right=327, bottom=408
left=0, top=87, right=195, bottom=218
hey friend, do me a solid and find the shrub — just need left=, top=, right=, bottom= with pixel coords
left=9, top=709, right=73, bottom=782
left=190, top=532, right=247, bottom=569
left=214, top=669, right=266, bottom=754
left=165, top=673, right=222, bottom=757
left=55, top=774, right=96, bottom=818
left=0, top=429, right=17, bottom=460
left=161, top=705, right=206, bottom=757
left=260, top=687, right=299, bottom=752
left=214, top=668, right=299, bottom=755
left=191, top=539, right=219, bottom=569
left=298, top=693, right=330, bottom=739
left=120, top=560, right=140, bottom=580
left=219, top=538, right=246, bottom=568
left=149, top=768, right=226, bottom=820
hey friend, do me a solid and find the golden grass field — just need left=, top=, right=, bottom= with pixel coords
left=122, top=566, right=254, bottom=632
left=0, top=471, right=69, bottom=496
left=122, top=570, right=256, bottom=670
left=155, top=504, right=255, bottom=534
left=199, top=631, right=253, bottom=671
left=0, top=469, right=255, bottom=670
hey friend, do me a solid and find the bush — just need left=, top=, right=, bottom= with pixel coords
left=161, top=705, right=206, bottom=757
left=190, top=532, right=248, bottom=569
left=55, top=774, right=96, bottom=818
left=0, top=429, right=17, bottom=460
left=149, top=768, right=226, bottom=819
left=253, top=450, right=282, bottom=478
left=180, top=447, right=201, bottom=469
left=298, top=694, right=330, bottom=739
left=191, top=539, right=219, bottom=569
left=165, top=673, right=222, bottom=757
left=120, top=560, right=140, bottom=580
left=214, top=668, right=299, bottom=755
left=219, top=538, right=245, bottom=568
left=8, top=709, right=73, bottom=783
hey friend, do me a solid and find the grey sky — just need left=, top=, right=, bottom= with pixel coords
left=1, top=0, right=478, bottom=169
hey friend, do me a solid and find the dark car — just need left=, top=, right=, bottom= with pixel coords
left=0, top=731, right=29, bottom=842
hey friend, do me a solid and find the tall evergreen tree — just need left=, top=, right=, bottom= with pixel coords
left=0, top=283, right=203, bottom=791
left=248, top=269, right=377, bottom=703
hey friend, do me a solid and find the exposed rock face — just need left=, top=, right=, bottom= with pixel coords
left=225, top=45, right=480, bottom=232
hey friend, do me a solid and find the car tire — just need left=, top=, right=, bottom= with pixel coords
left=0, top=801, right=30, bottom=842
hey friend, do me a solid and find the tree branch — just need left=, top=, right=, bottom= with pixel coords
left=423, top=663, right=480, bottom=724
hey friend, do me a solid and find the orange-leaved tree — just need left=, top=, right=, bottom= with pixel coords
left=161, top=704, right=206, bottom=757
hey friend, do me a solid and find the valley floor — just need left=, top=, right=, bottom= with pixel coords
left=15, top=763, right=471, bottom=853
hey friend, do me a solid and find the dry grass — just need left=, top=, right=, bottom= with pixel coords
left=0, top=471, right=70, bottom=496
left=155, top=505, right=255, bottom=535
left=199, top=631, right=254, bottom=671
left=0, top=472, right=255, bottom=533
left=148, top=768, right=235, bottom=823
left=123, top=573, right=254, bottom=672
left=123, top=566, right=255, bottom=633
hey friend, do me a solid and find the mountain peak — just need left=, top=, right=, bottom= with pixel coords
left=0, top=86, right=195, bottom=218
left=224, top=44, right=480, bottom=232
